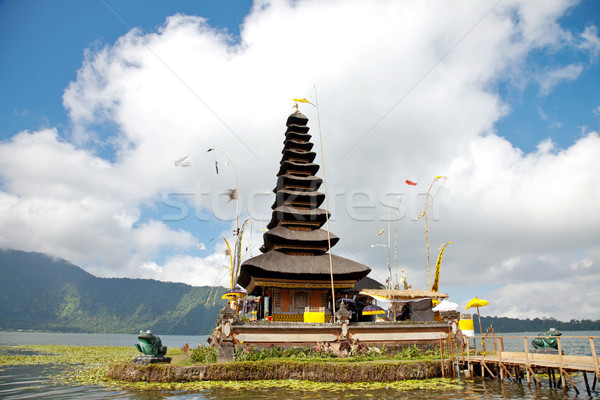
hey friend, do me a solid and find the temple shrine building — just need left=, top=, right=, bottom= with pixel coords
left=236, top=110, right=371, bottom=322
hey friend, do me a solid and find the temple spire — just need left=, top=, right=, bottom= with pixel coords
left=237, top=111, right=370, bottom=298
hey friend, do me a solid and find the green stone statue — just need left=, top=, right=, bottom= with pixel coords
left=531, top=328, right=562, bottom=350
left=135, top=330, right=167, bottom=357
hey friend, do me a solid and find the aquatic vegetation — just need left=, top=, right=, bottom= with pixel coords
left=0, top=345, right=136, bottom=366
left=0, top=344, right=460, bottom=393
left=104, top=376, right=462, bottom=392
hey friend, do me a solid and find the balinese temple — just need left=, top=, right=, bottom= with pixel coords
left=237, top=111, right=371, bottom=322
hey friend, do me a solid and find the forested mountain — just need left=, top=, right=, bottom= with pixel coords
left=0, top=249, right=226, bottom=334
left=1, top=249, right=598, bottom=335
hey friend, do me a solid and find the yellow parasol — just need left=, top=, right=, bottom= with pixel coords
left=221, top=288, right=247, bottom=300
left=465, top=297, right=489, bottom=309
left=465, top=296, right=489, bottom=352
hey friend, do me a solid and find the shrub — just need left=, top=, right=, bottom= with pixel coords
left=189, top=345, right=217, bottom=363
left=180, top=343, right=190, bottom=353
left=394, top=345, right=421, bottom=359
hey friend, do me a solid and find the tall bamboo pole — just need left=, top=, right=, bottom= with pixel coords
left=312, top=89, right=336, bottom=317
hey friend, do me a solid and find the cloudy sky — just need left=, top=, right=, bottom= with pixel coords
left=1, top=0, right=599, bottom=321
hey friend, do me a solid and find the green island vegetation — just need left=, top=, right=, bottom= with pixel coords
left=0, top=343, right=462, bottom=393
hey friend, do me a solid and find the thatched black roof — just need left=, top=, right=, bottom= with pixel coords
left=271, top=189, right=325, bottom=210
left=341, top=276, right=386, bottom=295
left=237, top=251, right=371, bottom=289
left=283, top=139, right=313, bottom=152
left=261, top=226, right=339, bottom=253
left=286, top=112, right=308, bottom=126
left=267, top=206, right=330, bottom=230
left=281, top=149, right=316, bottom=163
left=284, top=131, right=312, bottom=142
left=275, top=174, right=322, bottom=192
left=277, top=160, right=320, bottom=176
left=285, top=123, right=310, bottom=133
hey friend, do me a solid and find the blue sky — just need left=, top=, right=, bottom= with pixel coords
left=0, top=0, right=599, bottom=320
left=0, top=0, right=252, bottom=141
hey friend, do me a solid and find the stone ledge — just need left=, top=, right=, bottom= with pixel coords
left=132, top=355, right=172, bottom=365
left=108, top=359, right=451, bottom=383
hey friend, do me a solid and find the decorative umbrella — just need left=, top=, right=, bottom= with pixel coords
left=336, top=298, right=355, bottom=304
left=362, top=304, right=386, bottom=316
left=465, top=297, right=489, bottom=309
left=465, top=296, right=489, bottom=352
left=433, top=299, right=459, bottom=312
left=221, top=288, right=247, bottom=300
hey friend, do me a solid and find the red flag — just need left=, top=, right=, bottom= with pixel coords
left=405, top=179, right=417, bottom=186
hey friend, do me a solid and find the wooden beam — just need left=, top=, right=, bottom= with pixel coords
left=527, top=365, right=542, bottom=386
left=564, top=371, right=580, bottom=395
left=482, top=362, right=496, bottom=378
left=500, top=364, right=514, bottom=382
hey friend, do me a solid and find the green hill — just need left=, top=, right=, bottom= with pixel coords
left=0, top=249, right=227, bottom=335
left=478, top=315, right=600, bottom=334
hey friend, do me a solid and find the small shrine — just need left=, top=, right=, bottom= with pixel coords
left=236, top=110, right=371, bottom=322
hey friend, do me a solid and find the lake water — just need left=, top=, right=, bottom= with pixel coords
left=1, top=331, right=599, bottom=399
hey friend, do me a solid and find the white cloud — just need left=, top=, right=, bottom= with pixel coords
left=1, top=0, right=598, bottom=320
left=579, top=24, right=600, bottom=59
left=536, top=64, right=584, bottom=96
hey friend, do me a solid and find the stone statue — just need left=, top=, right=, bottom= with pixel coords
left=531, top=328, right=562, bottom=350
left=135, top=330, right=167, bottom=357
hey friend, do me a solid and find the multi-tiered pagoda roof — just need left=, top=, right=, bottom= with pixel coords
left=237, top=111, right=370, bottom=295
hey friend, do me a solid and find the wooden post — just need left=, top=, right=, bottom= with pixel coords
left=494, top=338, right=504, bottom=382
left=449, top=332, right=455, bottom=378
left=590, top=337, right=599, bottom=381
left=498, top=339, right=504, bottom=381
left=583, top=372, right=591, bottom=397
left=439, top=337, right=445, bottom=378
left=480, top=338, right=485, bottom=378
left=523, top=337, right=531, bottom=385
left=547, top=367, right=552, bottom=388
left=466, top=337, right=473, bottom=379
left=557, top=337, right=566, bottom=393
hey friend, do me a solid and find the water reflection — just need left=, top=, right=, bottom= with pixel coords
left=1, top=365, right=598, bottom=400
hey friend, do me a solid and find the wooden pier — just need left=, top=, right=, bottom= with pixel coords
left=457, top=335, right=600, bottom=396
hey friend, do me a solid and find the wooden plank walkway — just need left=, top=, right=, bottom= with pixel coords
left=457, top=335, right=600, bottom=395
left=469, top=352, right=600, bottom=373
